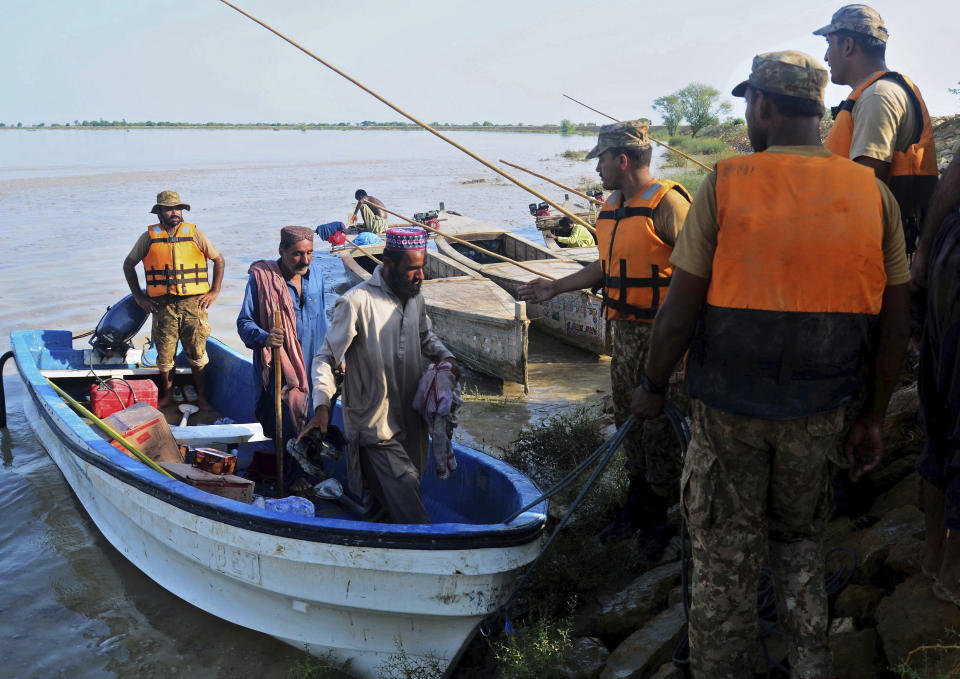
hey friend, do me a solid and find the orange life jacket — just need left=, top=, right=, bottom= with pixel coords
left=596, top=179, right=691, bottom=321
left=825, top=70, right=938, bottom=251
left=143, top=223, right=211, bottom=298
left=684, top=152, right=887, bottom=419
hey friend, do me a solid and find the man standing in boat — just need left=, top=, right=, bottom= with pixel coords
left=300, top=227, right=460, bottom=523
left=123, top=190, right=225, bottom=410
left=349, top=189, right=389, bottom=234
left=631, top=51, right=909, bottom=677
left=517, top=120, right=691, bottom=554
left=237, top=226, right=328, bottom=491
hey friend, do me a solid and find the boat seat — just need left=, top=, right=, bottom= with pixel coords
left=168, top=422, right=268, bottom=445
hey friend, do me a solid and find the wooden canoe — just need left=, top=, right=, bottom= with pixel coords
left=338, top=244, right=530, bottom=388
left=434, top=231, right=611, bottom=355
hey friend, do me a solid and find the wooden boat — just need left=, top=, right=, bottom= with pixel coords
left=338, top=244, right=529, bottom=388
left=8, top=330, right=546, bottom=678
left=435, top=231, right=611, bottom=355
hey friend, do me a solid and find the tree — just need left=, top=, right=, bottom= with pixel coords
left=652, top=95, right=684, bottom=136
left=676, top=82, right=732, bottom=137
left=950, top=81, right=960, bottom=99
left=560, top=119, right=576, bottom=135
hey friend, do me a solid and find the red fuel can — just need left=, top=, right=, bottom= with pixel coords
left=90, top=379, right=159, bottom=418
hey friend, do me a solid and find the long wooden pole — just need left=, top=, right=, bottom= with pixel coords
left=366, top=201, right=602, bottom=300
left=273, top=311, right=284, bottom=497
left=342, top=234, right=382, bottom=264
left=499, top=159, right=603, bottom=206
left=46, top=378, right=175, bottom=478
left=563, top=94, right=713, bottom=172
left=218, top=0, right=595, bottom=234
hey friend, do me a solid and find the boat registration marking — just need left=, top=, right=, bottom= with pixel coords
left=214, top=544, right=261, bottom=584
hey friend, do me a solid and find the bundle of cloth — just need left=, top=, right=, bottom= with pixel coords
left=413, top=361, right=462, bottom=479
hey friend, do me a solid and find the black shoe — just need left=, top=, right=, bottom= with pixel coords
left=600, top=475, right=649, bottom=544
left=636, top=522, right=674, bottom=562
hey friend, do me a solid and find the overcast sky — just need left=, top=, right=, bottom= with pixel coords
left=3, top=0, right=957, bottom=127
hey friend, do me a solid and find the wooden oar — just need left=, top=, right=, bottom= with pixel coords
left=367, top=201, right=602, bottom=300
left=218, top=0, right=596, bottom=235
left=499, top=159, right=603, bottom=206
left=273, top=311, right=284, bottom=497
left=45, top=378, right=175, bottom=479
left=342, top=234, right=382, bottom=264
left=562, top=94, right=713, bottom=172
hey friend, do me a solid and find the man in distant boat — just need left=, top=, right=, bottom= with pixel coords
left=349, top=189, right=389, bottom=234
left=631, top=51, right=909, bottom=678
left=123, top=190, right=225, bottom=410
left=300, top=227, right=460, bottom=523
left=517, top=120, right=692, bottom=554
left=544, top=216, right=594, bottom=248
left=237, top=226, right=328, bottom=491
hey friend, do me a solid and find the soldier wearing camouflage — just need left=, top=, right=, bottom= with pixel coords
left=631, top=50, right=911, bottom=678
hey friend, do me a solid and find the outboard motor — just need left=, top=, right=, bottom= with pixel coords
left=89, top=292, right=150, bottom=356
left=413, top=210, right=440, bottom=229
left=534, top=202, right=550, bottom=217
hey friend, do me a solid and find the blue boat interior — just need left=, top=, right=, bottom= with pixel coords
left=19, top=329, right=546, bottom=532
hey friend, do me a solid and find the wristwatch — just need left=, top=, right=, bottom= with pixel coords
left=640, top=372, right=667, bottom=396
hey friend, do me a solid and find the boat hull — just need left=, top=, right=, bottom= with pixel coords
left=12, top=330, right=545, bottom=677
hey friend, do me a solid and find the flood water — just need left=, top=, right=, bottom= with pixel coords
left=0, top=128, right=635, bottom=677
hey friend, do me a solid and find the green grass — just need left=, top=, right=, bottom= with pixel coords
left=286, top=650, right=355, bottom=678
left=491, top=616, right=575, bottom=679
left=561, top=149, right=589, bottom=160
left=893, top=629, right=960, bottom=678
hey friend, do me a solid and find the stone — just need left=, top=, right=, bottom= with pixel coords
left=557, top=636, right=610, bottom=679
left=845, top=505, right=925, bottom=584
left=599, top=603, right=687, bottom=679
left=829, top=617, right=856, bottom=635
left=869, top=455, right=918, bottom=495
left=575, top=561, right=682, bottom=638
left=667, top=585, right=685, bottom=609
left=833, top=584, right=885, bottom=626
left=884, top=536, right=925, bottom=581
left=648, top=661, right=683, bottom=679
left=882, top=385, right=919, bottom=439
left=869, top=472, right=921, bottom=519
left=876, top=575, right=960, bottom=668
left=829, top=628, right=883, bottom=679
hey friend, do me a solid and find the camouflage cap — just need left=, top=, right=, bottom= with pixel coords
left=585, top=120, right=650, bottom=160
left=731, top=51, right=828, bottom=102
left=813, top=4, right=888, bottom=43
left=150, top=190, right=190, bottom=214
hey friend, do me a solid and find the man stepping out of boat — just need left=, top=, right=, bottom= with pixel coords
left=301, top=227, right=460, bottom=523
left=517, top=120, right=692, bottom=555
left=123, top=190, right=225, bottom=410
left=237, top=226, right=329, bottom=491
left=349, top=189, right=389, bottom=234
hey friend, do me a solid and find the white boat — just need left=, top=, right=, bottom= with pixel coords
left=7, top=328, right=546, bottom=677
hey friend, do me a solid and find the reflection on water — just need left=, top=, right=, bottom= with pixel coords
left=0, top=129, right=640, bottom=675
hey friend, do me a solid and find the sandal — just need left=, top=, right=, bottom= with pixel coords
left=932, top=579, right=960, bottom=608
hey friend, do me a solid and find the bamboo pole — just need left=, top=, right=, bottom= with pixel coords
left=342, top=234, right=382, bottom=264
left=366, top=201, right=602, bottom=300
left=563, top=94, right=713, bottom=172
left=218, top=0, right=596, bottom=234
left=499, top=159, right=603, bottom=206
left=46, top=378, right=175, bottom=479
left=273, top=312, right=284, bottom=497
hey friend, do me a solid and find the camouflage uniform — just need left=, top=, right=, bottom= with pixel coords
left=610, top=320, right=684, bottom=498
left=683, top=400, right=844, bottom=678
left=151, top=294, right=211, bottom=371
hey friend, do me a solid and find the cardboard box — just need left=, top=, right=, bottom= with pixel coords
left=158, top=462, right=255, bottom=504
left=104, top=401, right=183, bottom=464
left=193, top=447, right=237, bottom=475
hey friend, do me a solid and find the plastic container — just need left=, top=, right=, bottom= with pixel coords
left=91, top=379, right=158, bottom=419
left=264, top=496, right=315, bottom=517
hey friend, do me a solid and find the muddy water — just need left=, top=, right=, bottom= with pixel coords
left=0, top=128, right=640, bottom=677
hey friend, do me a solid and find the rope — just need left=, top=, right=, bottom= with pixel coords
left=218, top=0, right=596, bottom=235
left=479, top=417, right=635, bottom=638
left=562, top=94, right=714, bottom=172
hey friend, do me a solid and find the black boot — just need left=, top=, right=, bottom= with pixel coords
left=636, top=490, right=673, bottom=562
left=600, top=475, right=650, bottom=544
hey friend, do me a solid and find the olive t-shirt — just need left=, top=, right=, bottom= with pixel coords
left=126, top=224, right=221, bottom=263
left=848, top=77, right=920, bottom=164
left=670, top=146, right=910, bottom=286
